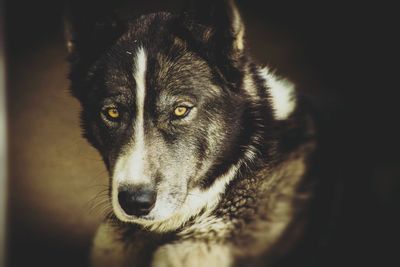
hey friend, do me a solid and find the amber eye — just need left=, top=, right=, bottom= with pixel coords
left=174, top=106, right=189, bottom=117
left=104, top=107, right=120, bottom=120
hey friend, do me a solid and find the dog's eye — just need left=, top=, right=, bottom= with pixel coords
left=173, top=106, right=190, bottom=118
left=102, top=107, right=121, bottom=121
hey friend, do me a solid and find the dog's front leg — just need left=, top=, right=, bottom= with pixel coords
left=151, top=241, right=233, bottom=267
left=90, top=223, right=130, bottom=267
left=90, top=223, right=148, bottom=267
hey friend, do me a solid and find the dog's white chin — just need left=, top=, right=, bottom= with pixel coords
left=114, top=211, right=175, bottom=226
left=112, top=199, right=179, bottom=224
left=111, top=193, right=206, bottom=233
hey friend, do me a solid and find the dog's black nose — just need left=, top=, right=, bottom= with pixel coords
left=118, top=187, right=156, bottom=217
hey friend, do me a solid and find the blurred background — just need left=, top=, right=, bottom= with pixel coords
left=2, top=0, right=399, bottom=266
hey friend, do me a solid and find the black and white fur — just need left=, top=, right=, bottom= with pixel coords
left=66, top=0, right=316, bottom=266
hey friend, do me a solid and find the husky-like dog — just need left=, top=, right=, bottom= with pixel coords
left=66, top=0, right=316, bottom=266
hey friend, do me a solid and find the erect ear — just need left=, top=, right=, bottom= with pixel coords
left=179, top=0, right=246, bottom=86
left=64, top=0, right=126, bottom=66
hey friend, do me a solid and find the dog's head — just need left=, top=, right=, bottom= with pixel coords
left=66, top=0, right=267, bottom=231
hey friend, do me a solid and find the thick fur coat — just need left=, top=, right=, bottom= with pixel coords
left=65, top=1, right=316, bottom=266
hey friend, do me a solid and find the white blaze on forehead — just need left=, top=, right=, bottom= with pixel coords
left=259, top=67, right=296, bottom=120
left=113, top=47, right=148, bottom=185
left=133, top=46, right=147, bottom=171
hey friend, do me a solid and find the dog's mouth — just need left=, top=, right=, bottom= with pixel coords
left=111, top=188, right=188, bottom=225
left=109, top=175, right=232, bottom=232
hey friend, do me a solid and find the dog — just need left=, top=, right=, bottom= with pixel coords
left=65, top=0, right=316, bottom=266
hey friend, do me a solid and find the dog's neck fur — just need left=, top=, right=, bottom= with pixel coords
left=181, top=140, right=315, bottom=257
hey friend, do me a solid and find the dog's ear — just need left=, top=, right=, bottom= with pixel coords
left=179, top=0, right=246, bottom=84
left=64, top=0, right=126, bottom=66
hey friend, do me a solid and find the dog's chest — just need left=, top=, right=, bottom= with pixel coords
left=186, top=153, right=311, bottom=258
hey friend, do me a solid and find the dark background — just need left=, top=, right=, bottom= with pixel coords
left=4, top=0, right=399, bottom=266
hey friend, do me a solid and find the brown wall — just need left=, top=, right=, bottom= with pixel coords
left=7, top=39, right=106, bottom=266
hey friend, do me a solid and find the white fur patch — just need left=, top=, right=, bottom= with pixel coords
left=112, top=47, right=148, bottom=219
left=259, top=67, right=296, bottom=120
left=129, top=46, right=147, bottom=184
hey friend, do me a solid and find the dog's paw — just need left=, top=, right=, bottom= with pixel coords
left=151, top=241, right=232, bottom=267
left=90, top=223, right=128, bottom=267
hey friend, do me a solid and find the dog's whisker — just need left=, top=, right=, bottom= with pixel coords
left=89, top=199, right=113, bottom=217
